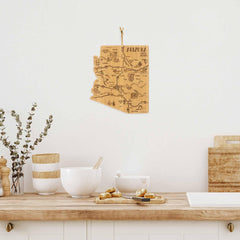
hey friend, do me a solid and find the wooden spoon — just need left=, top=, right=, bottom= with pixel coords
left=93, top=157, right=103, bottom=169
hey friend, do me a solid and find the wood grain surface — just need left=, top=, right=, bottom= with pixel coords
left=0, top=193, right=240, bottom=221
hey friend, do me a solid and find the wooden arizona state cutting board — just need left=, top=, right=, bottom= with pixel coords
left=91, top=45, right=149, bottom=113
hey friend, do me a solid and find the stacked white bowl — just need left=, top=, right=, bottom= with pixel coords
left=32, top=153, right=60, bottom=195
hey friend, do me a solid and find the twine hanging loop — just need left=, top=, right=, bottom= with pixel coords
left=120, top=27, right=124, bottom=46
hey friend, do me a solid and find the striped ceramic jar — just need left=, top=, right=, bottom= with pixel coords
left=32, top=153, right=60, bottom=195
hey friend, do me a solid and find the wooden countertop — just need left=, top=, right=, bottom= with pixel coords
left=0, top=192, right=240, bottom=221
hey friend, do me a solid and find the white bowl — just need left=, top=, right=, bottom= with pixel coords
left=115, top=175, right=150, bottom=194
left=32, top=178, right=60, bottom=195
left=32, top=163, right=60, bottom=172
left=61, top=167, right=101, bottom=198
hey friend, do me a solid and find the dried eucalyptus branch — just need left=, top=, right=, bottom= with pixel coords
left=0, top=103, right=53, bottom=194
left=0, top=109, right=18, bottom=163
left=19, top=103, right=37, bottom=165
left=10, top=110, right=23, bottom=178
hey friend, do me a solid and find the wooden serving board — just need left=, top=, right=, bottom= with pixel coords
left=96, top=196, right=166, bottom=204
left=209, top=136, right=240, bottom=192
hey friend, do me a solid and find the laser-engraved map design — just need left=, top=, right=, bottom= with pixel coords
left=91, top=45, right=149, bottom=113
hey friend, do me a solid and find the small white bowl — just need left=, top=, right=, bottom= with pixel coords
left=32, top=178, right=60, bottom=195
left=61, top=167, right=101, bottom=198
left=115, top=175, right=150, bottom=194
left=32, top=163, right=60, bottom=172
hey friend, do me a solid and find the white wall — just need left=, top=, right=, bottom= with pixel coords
left=0, top=0, right=240, bottom=192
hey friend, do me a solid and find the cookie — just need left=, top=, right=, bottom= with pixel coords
left=111, top=191, right=122, bottom=197
left=136, top=188, right=147, bottom=197
left=105, top=187, right=116, bottom=193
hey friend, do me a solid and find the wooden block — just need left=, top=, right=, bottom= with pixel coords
left=214, top=136, right=240, bottom=148
left=209, top=136, right=240, bottom=192
left=91, top=45, right=149, bottom=113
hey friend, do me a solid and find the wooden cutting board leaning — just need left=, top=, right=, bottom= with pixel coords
left=208, top=136, right=240, bottom=192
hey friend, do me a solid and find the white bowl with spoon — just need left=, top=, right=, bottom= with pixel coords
left=61, top=157, right=103, bottom=198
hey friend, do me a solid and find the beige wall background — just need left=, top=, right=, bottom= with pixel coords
left=0, top=0, right=240, bottom=192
